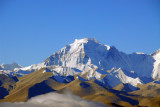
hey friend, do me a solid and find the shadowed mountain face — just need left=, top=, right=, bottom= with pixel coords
left=28, top=81, right=56, bottom=99
left=0, top=38, right=160, bottom=107
left=0, top=87, right=8, bottom=99
left=0, top=74, right=17, bottom=99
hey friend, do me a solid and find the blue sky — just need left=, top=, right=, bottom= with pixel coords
left=0, top=0, right=160, bottom=67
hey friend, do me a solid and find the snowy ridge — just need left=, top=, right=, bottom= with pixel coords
left=135, top=52, right=145, bottom=55
left=41, top=38, right=159, bottom=89
left=0, top=63, right=22, bottom=71
left=0, top=63, right=22, bottom=76
left=14, top=62, right=46, bottom=76
left=1, top=38, right=159, bottom=90
left=99, top=68, right=142, bottom=88
left=152, top=49, right=160, bottom=79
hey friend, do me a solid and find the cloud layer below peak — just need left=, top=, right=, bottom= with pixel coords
left=0, top=92, right=107, bottom=107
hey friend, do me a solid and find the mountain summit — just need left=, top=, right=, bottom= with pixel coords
left=0, top=63, right=22, bottom=71
left=1, top=38, right=160, bottom=90
left=0, top=38, right=160, bottom=107
left=73, top=38, right=101, bottom=44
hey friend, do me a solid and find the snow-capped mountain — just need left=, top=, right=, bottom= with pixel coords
left=42, top=38, right=158, bottom=86
left=14, top=63, right=46, bottom=76
left=0, top=63, right=22, bottom=71
left=0, top=63, right=22, bottom=75
left=3, top=38, right=160, bottom=90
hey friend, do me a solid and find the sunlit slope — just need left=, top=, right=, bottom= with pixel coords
left=0, top=74, right=17, bottom=99
left=0, top=68, right=139, bottom=107
left=0, top=68, right=53, bottom=102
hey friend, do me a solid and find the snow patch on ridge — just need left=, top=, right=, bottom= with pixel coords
left=135, top=52, right=145, bottom=55
left=152, top=49, right=160, bottom=79
left=99, top=68, right=142, bottom=88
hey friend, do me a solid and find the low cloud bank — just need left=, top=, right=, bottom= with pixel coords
left=0, top=92, right=107, bottom=107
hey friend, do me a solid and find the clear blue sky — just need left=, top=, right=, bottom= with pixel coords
left=0, top=0, right=160, bottom=67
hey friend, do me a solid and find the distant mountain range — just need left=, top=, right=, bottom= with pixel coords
left=0, top=38, right=160, bottom=107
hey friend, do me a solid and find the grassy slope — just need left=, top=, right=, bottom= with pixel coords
left=0, top=74, right=17, bottom=99
left=1, top=69, right=160, bottom=107
left=0, top=74, right=17, bottom=91
left=0, top=68, right=53, bottom=102
left=130, top=82, right=160, bottom=107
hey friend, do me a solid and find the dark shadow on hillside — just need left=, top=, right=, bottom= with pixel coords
left=80, top=82, right=90, bottom=88
left=95, top=80, right=139, bottom=106
left=72, top=68, right=83, bottom=72
left=28, top=81, right=56, bottom=99
left=12, top=76, right=19, bottom=82
left=50, top=75, right=75, bottom=83
left=122, top=83, right=140, bottom=92
left=66, top=76, right=75, bottom=81
left=0, top=87, right=9, bottom=99
left=0, top=81, right=2, bottom=86
left=111, top=103, right=124, bottom=107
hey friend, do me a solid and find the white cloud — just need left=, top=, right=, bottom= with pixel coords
left=0, top=91, right=107, bottom=107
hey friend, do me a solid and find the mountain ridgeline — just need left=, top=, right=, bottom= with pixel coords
left=0, top=38, right=160, bottom=107
left=13, top=38, right=159, bottom=87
